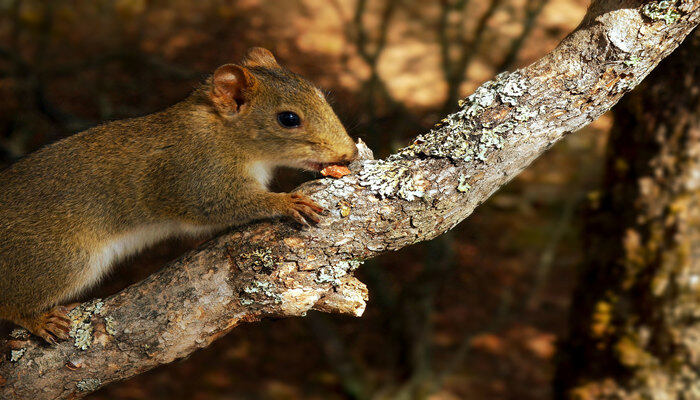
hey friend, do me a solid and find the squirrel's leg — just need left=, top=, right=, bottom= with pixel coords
left=205, top=191, right=324, bottom=226
left=14, top=305, right=73, bottom=344
left=167, top=189, right=325, bottom=227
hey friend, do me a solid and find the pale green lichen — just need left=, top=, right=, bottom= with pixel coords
left=514, top=106, right=538, bottom=122
left=76, top=378, right=101, bottom=392
left=499, top=75, right=527, bottom=105
left=70, top=323, right=93, bottom=351
left=246, top=248, right=275, bottom=272
left=476, top=130, right=505, bottom=160
left=397, top=71, right=529, bottom=164
left=357, top=160, right=428, bottom=201
left=10, top=348, right=26, bottom=362
left=356, top=71, right=530, bottom=200
left=9, top=328, right=29, bottom=339
left=316, top=266, right=344, bottom=285
left=457, top=174, right=471, bottom=192
left=71, top=299, right=104, bottom=316
left=104, top=316, right=117, bottom=335
left=242, top=280, right=282, bottom=304
left=346, top=259, right=364, bottom=271
left=316, top=260, right=364, bottom=286
left=642, top=0, right=681, bottom=23
left=68, top=299, right=105, bottom=350
left=623, top=55, right=640, bottom=67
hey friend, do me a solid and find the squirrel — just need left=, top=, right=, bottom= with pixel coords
left=0, top=47, right=358, bottom=344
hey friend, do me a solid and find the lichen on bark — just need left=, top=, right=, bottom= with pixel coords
left=556, top=29, right=700, bottom=400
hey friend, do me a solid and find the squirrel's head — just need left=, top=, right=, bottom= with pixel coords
left=206, top=47, right=357, bottom=171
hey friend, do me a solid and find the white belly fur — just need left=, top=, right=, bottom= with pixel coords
left=68, top=222, right=221, bottom=300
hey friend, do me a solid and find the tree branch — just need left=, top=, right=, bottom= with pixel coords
left=1, top=0, right=699, bottom=398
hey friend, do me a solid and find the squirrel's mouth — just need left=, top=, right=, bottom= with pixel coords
left=303, top=161, right=345, bottom=171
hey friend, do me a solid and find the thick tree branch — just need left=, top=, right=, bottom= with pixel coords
left=1, top=0, right=699, bottom=398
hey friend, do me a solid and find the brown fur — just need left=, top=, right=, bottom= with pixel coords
left=0, top=47, right=357, bottom=342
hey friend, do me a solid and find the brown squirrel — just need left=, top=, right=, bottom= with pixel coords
left=0, top=47, right=357, bottom=343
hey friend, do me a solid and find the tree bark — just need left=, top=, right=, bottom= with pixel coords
left=555, top=28, right=700, bottom=399
left=1, top=1, right=699, bottom=398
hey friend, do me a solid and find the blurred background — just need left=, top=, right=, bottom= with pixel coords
left=0, top=0, right=613, bottom=399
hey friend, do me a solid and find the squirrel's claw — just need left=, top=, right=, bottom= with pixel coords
left=289, top=193, right=324, bottom=213
left=284, top=193, right=323, bottom=226
left=289, top=210, right=311, bottom=226
left=18, top=305, right=74, bottom=345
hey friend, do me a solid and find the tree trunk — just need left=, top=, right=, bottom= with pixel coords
left=1, top=1, right=699, bottom=398
left=556, top=28, right=700, bottom=399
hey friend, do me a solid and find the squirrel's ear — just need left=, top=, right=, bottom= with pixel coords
left=210, top=64, right=256, bottom=113
left=242, top=47, right=279, bottom=69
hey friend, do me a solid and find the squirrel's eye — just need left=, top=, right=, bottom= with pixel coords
left=277, top=111, right=301, bottom=128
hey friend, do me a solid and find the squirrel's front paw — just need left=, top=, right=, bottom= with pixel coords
left=17, top=305, right=74, bottom=345
left=281, top=192, right=324, bottom=226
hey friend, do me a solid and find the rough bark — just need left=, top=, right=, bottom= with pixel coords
left=1, top=0, right=699, bottom=398
left=556, top=28, right=700, bottom=399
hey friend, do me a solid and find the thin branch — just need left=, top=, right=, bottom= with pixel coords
left=440, top=0, right=505, bottom=112
left=497, top=0, right=551, bottom=71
